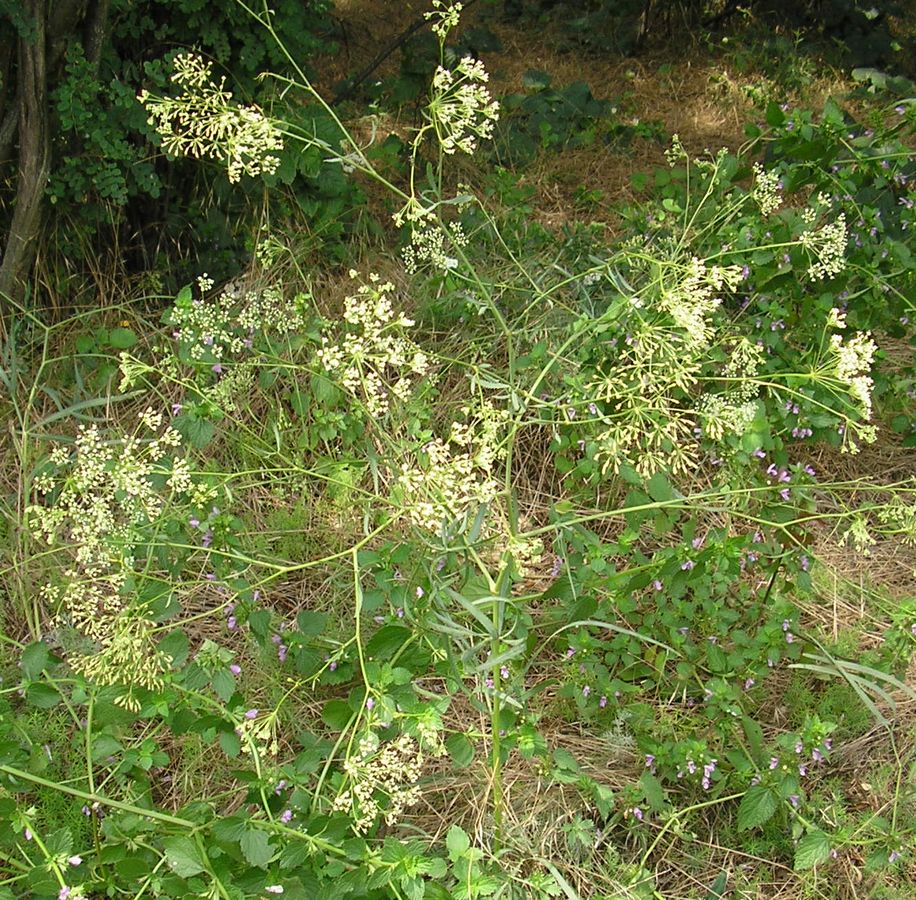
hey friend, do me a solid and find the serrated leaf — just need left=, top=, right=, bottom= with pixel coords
left=737, top=785, right=778, bottom=831
left=446, top=824, right=470, bottom=860
left=108, top=327, right=138, bottom=349
left=20, top=642, right=53, bottom=679
left=640, top=771, right=666, bottom=810
left=211, top=669, right=235, bottom=702
left=240, top=828, right=273, bottom=869
left=445, top=732, right=474, bottom=768
left=163, top=835, right=206, bottom=877
left=795, top=830, right=831, bottom=870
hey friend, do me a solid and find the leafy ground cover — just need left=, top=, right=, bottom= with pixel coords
left=1, top=2, right=915, bottom=898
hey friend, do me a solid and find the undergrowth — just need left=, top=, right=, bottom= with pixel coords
left=0, top=3, right=914, bottom=899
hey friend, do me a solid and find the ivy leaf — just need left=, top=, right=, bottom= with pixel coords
left=737, top=785, right=778, bottom=831
left=795, top=830, right=831, bottom=870
left=163, top=835, right=206, bottom=877
left=240, top=828, right=273, bottom=869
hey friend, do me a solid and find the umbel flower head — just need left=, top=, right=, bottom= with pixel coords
left=27, top=409, right=211, bottom=708
left=428, top=56, right=500, bottom=155
left=317, top=272, right=429, bottom=417
left=139, top=53, right=283, bottom=183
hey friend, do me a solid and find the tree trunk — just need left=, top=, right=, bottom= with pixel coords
left=0, top=0, right=50, bottom=307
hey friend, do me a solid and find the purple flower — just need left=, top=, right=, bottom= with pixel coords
left=59, top=889, right=71, bottom=900
left=691, top=536, right=704, bottom=550
left=744, top=677, right=755, bottom=690
left=582, top=685, right=591, bottom=698
left=415, top=586, right=424, bottom=599
left=789, top=794, right=800, bottom=807
left=171, top=403, right=183, bottom=415
left=212, top=363, right=223, bottom=375
left=889, top=850, right=900, bottom=863
left=245, top=709, right=259, bottom=720
left=500, top=666, right=510, bottom=680
left=202, top=334, right=214, bottom=346
left=484, top=677, right=494, bottom=689
left=229, top=664, right=241, bottom=675
left=812, top=747, right=824, bottom=762
left=329, top=660, right=337, bottom=671
left=68, top=856, right=82, bottom=867
left=753, top=448, right=766, bottom=459
left=189, top=517, right=200, bottom=528
left=550, top=556, right=564, bottom=579
left=566, top=647, right=575, bottom=658
left=799, top=764, right=807, bottom=776
left=366, top=697, right=375, bottom=710
left=653, top=579, right=663, bottom=591
left=645, top=754, right=655, bottom=768
left=280, top=809, right=293, bottom=823
left=770, top=756, right=780, bottom=769
left=202, top=530, right=213, bottom=548
left=632, top=807, right=643, bottom=821
left=780, top=488, right=791, bottom=501
left=227, top=616, right=237, bottom=631
left=681, top=560, right=694, bottom=571
left=277, top=644, right=288, bottom=663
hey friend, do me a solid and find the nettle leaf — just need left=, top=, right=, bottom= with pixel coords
left=445, top=732, right=475, bottom=768
left=163, top=835, right=206, bottom=877
left=795, top=830, right=832, bottom=870
left=446, top=824, right=470, bottom=860
left=737, top=785, right=778, bottom=831
left=20, top=641, right=54, bottom=679
left=240, top=828, right=273, bottom=869
left=640, top=771, right=666, bottom=811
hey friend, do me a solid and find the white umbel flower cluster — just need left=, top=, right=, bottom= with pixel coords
left=830, top=331, right=876, bottom=418
left=397, top=401, right=506, bottom=533
left=317, top=273, right=429, bottom=417
left=429, top=55, right=499, bottom=155
left=801, top=214, right=848, bottom=280
left=27, top=410, right=207, bottom=707
left=139, top=53, right=283, bottom=183
left=333, top=732, right=424, bottom=834
left=403, top=220, right=468, bottom=274
left=659, top=257, right=743, bottom=348
left=752, top=163, right=782, bottom=216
